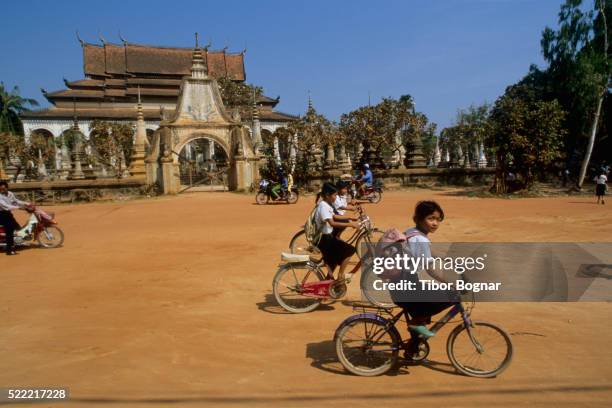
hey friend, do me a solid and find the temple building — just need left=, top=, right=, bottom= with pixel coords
left=21, top=39, right=297, bottom=145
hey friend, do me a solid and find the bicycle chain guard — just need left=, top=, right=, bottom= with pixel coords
left=300, top=280, right=347, bottom=300
left=300, top=280, right=335, bottom=299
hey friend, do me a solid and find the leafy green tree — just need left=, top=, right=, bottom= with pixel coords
left=0, top=83, right=38, bottom=177
left=340, top=96, right=430, bottom=168
left=0, top=82, right=38, bottom=136
left=286, top=104, right=336, bottom=181
left=541, top=0, right=611, bottom=187
left=89, top=120, right=135, bottom=177
left=217, top=77, right=263, bottom=120
left=489, top=84, right=567, bottom=192
left=420, top=122, right=438, bottom=163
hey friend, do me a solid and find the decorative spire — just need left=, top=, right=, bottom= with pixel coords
left=252, top=89, right=259, bottom=121
left=137, top=85, right=143, bottom=121
left=191, top=32, right=208, bottom=79
left=307, top=90, right=314, bottom=114
left=130, top=85, right=147, bottom=178
left=72, top=98, right=79, bottom=130
left=68, top=98, right=85, bottom=180
left=251, top=88, right=262, bottom=155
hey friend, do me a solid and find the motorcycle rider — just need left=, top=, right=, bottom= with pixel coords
left=356, top=164, right=374, bottom=198
left=270, top=165, right=289, bottom=200
left=0, top=180, right=30, bottom=256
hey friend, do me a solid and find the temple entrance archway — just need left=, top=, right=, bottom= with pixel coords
left=177, top=136, right=229, bottom=192
left=144, top=44, right=261, bottom=194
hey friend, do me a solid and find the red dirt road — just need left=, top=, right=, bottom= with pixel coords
left=1, top=189, right=611, bottom=407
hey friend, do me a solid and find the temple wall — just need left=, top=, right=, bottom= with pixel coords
left=8, top=178, right=148, bottom=204
left=302, top=167, right=496, bottom=191
left=5, top=167, right=495, bottom=204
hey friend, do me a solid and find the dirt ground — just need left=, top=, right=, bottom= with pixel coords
left=1, top=189, right=611, bottom=407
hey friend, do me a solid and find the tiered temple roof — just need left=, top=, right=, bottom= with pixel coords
left=22, top=41, right=296, bottom=123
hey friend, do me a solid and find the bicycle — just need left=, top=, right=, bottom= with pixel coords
left=334, top=294, right=513, bottom=378
left=272, top=209, right=382, bottom=313
left=288, top=204, right=384, bottom=262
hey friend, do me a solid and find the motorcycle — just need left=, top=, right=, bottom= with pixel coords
left=0, top=206, right=64, bottom=250
left=256, top=179, right=299, bottom=205
left=349, top=180, right=383, bottom=203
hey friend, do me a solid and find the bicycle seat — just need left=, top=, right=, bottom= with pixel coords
left=281, top=252, right=311, bottom=263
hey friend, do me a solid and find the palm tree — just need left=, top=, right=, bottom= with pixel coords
left=0, top=82, right=38, bottom=136
left=0, top=83, right=38, bottom=179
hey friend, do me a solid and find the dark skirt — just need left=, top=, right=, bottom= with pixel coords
left=332, top=218, right=349, bottom=238
left=317, top=233, right=356, bottom=270
left=596, top=184, right=606, bottom=196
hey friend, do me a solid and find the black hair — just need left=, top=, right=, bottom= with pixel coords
left=315, top=182, right=337, bottom=204
left=335, top=180, right=349, bottom=190
left=0, top=180, right=8, bottom=188
left=413, top=200, right=445, bottom=224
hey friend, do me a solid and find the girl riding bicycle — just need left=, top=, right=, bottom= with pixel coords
left=393, top=200, right=457, bottom=340
left=332, top=180, right=357, bottom=238
left=315, top=182, right=359, bottom=281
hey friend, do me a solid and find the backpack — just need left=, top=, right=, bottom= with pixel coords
left=304, top=205, right=323, bottom=245
left=375, top=228, right=424, bottom=280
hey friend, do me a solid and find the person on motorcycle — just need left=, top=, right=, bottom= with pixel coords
left=0, top=180, right=30, bottom=256
left=270, top=166, right=286, bottom=200
left=355, top=164, right=374, bottom=198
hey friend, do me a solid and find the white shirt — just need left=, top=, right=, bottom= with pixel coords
left=597, top=175, right=608, bottom=185
left=404, top=227, right=432, bottom=280
left=0, top=191, right=27, bottom=211
left=333, top=194, right=348, bottom=215
left=315, top=200, right=335, bottom=235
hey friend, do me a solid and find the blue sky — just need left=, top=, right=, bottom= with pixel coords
left=0, top=0, right=563, bottom=130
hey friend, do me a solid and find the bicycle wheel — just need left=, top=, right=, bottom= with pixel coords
left=368, top=190, right=382, bottom=203
left=355, top=228, right=385, bottom=258
left=336, top=317, right=401, bottom=376
left=272, top=263, right=325, bottom=313
left=255, top=192, right=268, bottom=205
left=447, top=321, right=513, bottom=378
left=37, top=226, right=64, bottom=248
left=289, top=230, right=322, bottom=262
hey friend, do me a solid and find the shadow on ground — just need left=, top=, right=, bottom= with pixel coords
left=256, top=293, right=335, bottom=314
left=305, top=339, right=411, bottom=377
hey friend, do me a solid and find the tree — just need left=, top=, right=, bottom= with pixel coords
left=339, top=96, right=429, bottom=168
left=541, top=0, right=611, bottom=188
left=489, top=84, right=567, bottom=192
left=0, top=83, right=38, bottom=178
left=286, top=104, right=336, bottom=181
left=0, top=82, right=38, bottom=136
left=217, top=77, right=263, bottom=120
left=420, top=122, right=438, bottom=163
left=89, top=120, right=135, bottom=177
